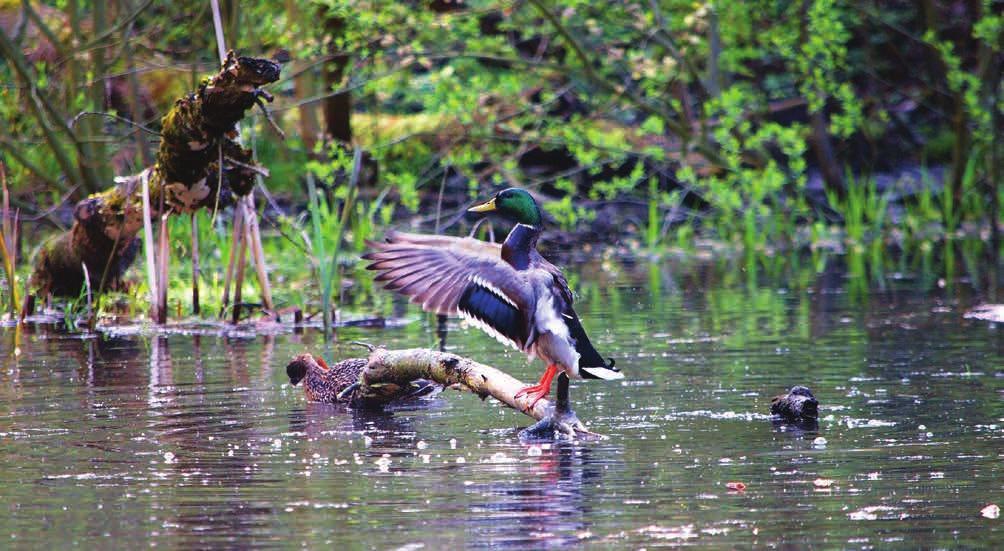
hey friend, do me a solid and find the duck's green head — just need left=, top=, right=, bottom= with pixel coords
left=468, top=188, right=542, bottom=227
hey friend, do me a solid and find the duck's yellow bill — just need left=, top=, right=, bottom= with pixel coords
left=468, top=198, right=497, bottom=213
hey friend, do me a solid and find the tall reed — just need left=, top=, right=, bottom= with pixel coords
left=0, top=167, right=21, bottom=317
left=307, top=149, right=361, bottom=339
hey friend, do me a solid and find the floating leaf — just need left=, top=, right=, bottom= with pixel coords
left=964, top=304, right=1004, bottom=322
left=813, top=478, right=835, bottom=488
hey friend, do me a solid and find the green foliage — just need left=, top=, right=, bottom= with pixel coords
left=306, top=166, right=354, bottom=338
left=826, top=173, right=889, bottom=252
left=924, top=32, right=991, bottom=145
left=778, top=0, right=863, bottom=137
left=2, top=0, right=1001, bottom=316
left=544, top=178, right=594, bottom=231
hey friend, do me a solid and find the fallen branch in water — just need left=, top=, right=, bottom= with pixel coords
left=286, top=347, right=601, bottom=440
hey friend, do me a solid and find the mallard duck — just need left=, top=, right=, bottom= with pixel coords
left=286, top=353, right=364, bottom=403
left=363, top=188, right=621, bottom=409
left=770, top=385, right=819, bottom=422
left=286, top=353, right=437, bottom=405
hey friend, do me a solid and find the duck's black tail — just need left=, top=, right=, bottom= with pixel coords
left=565, top=311, right=621, bottom=380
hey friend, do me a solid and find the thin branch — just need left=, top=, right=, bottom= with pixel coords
left=647, top=0, right=711, bottom=96
left=219, top=203, right=244, bottom=319
left=271, top=53, right=565, bottom=113
left=232, top=205, right=250, bottom=324
left=75, top=0, right=156, bottom=53
left=0, top=34, right=84, bottom=189
left=224, top=156, right=270, bottom=176
left=69, top=111, right=162, bottom=137
left=244, top=195, right=274, bottom=312
left=140, top=168, right=159, bottom=321
left=19, top=0, right=70, bottom=59
left=191, top=213, right=200, bottom=315
left=210, top=0, right=228, bottom=65
left=0, top=29, right=104, bottom=191
left=0, top=138, right=64, bottom=190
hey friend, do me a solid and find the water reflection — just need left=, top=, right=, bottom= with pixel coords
left=771, top=417, right=820, bottom=436
left=2, top=256, right=1004, bottom=547
left=290, top=401, right=424, bottom=447
left=465, top=444, right=607, bottom=548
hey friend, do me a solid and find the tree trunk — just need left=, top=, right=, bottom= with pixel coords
left=988, top=51, right=1001, bottom=296
left=286, top=0, right=321, bottom=156
left=800, top=0, right=844, bottom=197
left=917, top=0, right=971, bottom=208
left=322, top=15, right=352, bottom=143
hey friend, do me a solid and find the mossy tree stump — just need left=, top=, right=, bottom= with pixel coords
left=30, top=52, right=281, bottom=299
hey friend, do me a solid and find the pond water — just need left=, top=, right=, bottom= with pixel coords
left=1, top=260, right=1003, bottom=548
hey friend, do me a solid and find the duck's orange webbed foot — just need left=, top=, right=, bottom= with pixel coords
left=514, top=364, right=559, bottom=410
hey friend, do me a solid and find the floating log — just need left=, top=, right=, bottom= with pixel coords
left=286, top=347, right=600, bottom=440
left=29, top=52, right=280, bottom=299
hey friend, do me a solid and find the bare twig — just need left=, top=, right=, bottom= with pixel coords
left=156, top=212, right=169, bottom=324
left=435, top=166, right=448, bottom=234
left=0, top=29, right=102, bottom=191
left=350, top=341, right=376, bottom=352
left=210, top=143, right=224, bottom=226
left=0, top=138, right=63, bottom=190
left=18, top=0, right=70, bottom=59
left=255, top=95, right=286, bottom=139
left=139, top=168, right=159, bottom=321
left=210, top=0, right=228, bottom=65
left=96, top=219, right=122, bottom=296
left=0, top=32, right=82, bottom=190
left=244, top=195, right=274, bottom=311
left=0, top=167, right=20, bottom=317
left=232, top=210, right=249, bottom=325
left=220, top=203, right=245, bottom=318
left=75, top=0, right=156, bottom=53
left=81, top=262, right=94, bottom=330
left=70, top=111, right=162, bottom=137
left=225, top=156, right=271, bottom=177
left=191, top=213, right=200, bottom=315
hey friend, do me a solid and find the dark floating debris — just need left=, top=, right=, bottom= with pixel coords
left=771, top=385, right=819, bottom=423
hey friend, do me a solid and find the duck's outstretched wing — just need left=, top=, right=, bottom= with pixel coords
left=363, top=231, right=536, bottom=350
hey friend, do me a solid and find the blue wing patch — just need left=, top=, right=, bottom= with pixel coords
left=458, top=282, right=528, bottom=348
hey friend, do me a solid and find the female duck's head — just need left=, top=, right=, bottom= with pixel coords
left=468, top=188, right=542, bottom=227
